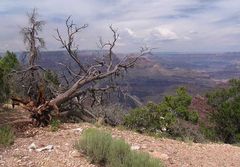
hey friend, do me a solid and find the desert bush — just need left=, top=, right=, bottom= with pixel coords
left=127, top=151, right=163, bottom=167
left=206, top=79, right=240, bottom=143
left=168, top=119, right=205, bottom=143
left=50, top=119, right=61, bottom=132
left=76, top=128, right=112, bottom=164
left=107, top=139, right=131, bottom=167
left=124, top=87, right=199, bottom=135
left=0, top=125, right=15, bottom=147
left=76, top=128, right=163, bottom=167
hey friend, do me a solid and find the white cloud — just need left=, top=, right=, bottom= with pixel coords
left=125, top=28, right=137, bottom=38
left=0, top=0, right=240, bottom=52
left=150, top=27, right=179, bottom=40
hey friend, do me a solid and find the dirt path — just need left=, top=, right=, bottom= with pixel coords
left=1, top=122, right=240, bottom=167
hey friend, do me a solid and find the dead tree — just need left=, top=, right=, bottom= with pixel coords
left=14, top=13, right=150, bottom=126
left=17, top=8, right=47, bottom=103
left=20, top=8, right=45, bottom=66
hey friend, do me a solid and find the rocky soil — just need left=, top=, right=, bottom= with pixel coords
left=0, top=121, right=240, bottom=167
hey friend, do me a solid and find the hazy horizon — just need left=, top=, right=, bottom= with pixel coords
left=2, top=49, right=240, bottom=55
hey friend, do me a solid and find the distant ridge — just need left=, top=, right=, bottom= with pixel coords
left=2, top=50, right=240, bottom=104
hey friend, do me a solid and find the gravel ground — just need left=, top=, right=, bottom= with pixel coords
left=108, top=127, right=240, bottom=167
left=0, top=123, right=95, bottom=167
left=1, top=122, right=240, bottom=167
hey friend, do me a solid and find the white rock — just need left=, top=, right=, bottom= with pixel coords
left=141, top=145, right=147, bottom=149
left=161, top=127, right=167, bottom=132
left=131, top=145, right=140, bottom=150
left=154, top=153, right=169, bottom=160
left=160, top=153, right=169, bottom=160
left=36, top=145, right=54, bottom=152
left=73, top=128, right=83, bottom=133
left=70, top=150, right=80, bottom=157
left=28, top=143, right=37, bottom=152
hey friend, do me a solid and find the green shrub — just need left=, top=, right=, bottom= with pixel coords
left=124, top=87, right=199, bottom=136
left=127, top=151, right=163, bottom=167
left=0, top=125, right=15, bottom=147
left=44, top=70, right=60, bottom=86
left=187, top=110, right=199, bottom=124
left=50, top=119, right=61, bottom=132
left=107, top=139, right=131, bottom=167
left=0, top=51, right=19, bottom=103
left=76, top=128, right=163, bottom=167
left=199, top=123, right=218, bottom=142
left=107, top=136, right=162, bottom=167
left=206, top=79, right=240, bottom=143
left=164, top=87, right=198, bottom=123
left=124, top=102, right=176, bottom=133
left=76, top=128, right=112, bottom=164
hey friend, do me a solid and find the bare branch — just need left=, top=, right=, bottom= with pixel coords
left=55, top=16, right=88, bottom=74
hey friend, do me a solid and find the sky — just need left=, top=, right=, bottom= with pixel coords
left=0, top=0, right=240, bottom=53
